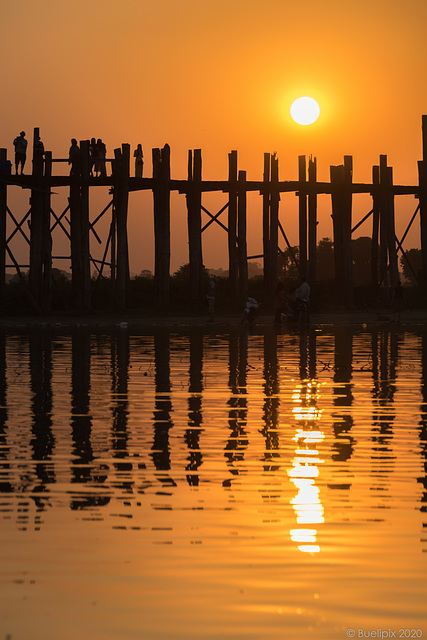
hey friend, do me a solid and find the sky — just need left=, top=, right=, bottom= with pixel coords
left=1, top=0, right=427, bottom=274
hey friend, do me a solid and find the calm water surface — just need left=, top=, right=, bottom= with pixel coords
left=0, top=325, right=426, bottom=640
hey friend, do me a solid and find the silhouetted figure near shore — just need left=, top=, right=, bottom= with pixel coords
left=241, top=297, right=259, bottom=326
left=134, top=144, right=144, bottom=177
left=68, top=138, right=81, bottom=176
left=295, top=277, right=310, bottom=326
left=391, top=280, right=404, bottom=322
left=96, top=138, right=107, bottom=177
left=281, top=285, right=297, bottom=322
left=13, top=131, right=27, bottom=175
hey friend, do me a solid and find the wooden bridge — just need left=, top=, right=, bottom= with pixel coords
left=1, top=118, right=427, bottom=314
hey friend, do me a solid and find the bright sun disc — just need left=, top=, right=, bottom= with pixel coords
left=290, top=97, right=320, bottom=125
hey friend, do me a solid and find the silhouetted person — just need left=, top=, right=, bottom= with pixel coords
left=13, top=130, right=27, bottom=175
left=295, top=277, right=310, bottom=326
left=34, top=134, right=45, bottom=160
left=68, top=138, right=81, bottom=176
left=282, top=285, right=297, bottom=321
left=89, top=137, right=97, bottom=176
left=134, top=143, right=144, bottom=178
left=241, top=297, right=259, bottom=326
left=96, top=138, right=107, bottom=177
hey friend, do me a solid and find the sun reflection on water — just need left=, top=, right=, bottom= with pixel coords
left=288, top=380, right=325, bottom=553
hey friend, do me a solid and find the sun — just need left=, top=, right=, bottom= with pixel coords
left=290, top=97, right=320, bottom=125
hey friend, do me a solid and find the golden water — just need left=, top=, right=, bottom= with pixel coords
left=0, top=326, right=426, bottom=639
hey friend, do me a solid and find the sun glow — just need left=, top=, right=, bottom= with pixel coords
left=290, top=97, right=320, bottom=125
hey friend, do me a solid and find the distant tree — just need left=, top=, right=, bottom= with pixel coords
left=277, top=246, right=300, bottom=281
left=172, top=263, right=210, bottom=284
left=138, top=269, right=153, bottom=279
left=400, top=248, right=422, bottom=284
left=248, top=261, right=263, bottom=279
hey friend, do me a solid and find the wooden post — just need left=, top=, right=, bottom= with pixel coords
left=343, top=155, right=353, bottom=306
left=70, top=140, right=91, bottom=314
left=371, top=165, right=380, bottom=287
left=298, top=155, right=307, bottom=279
left=187, top=149, right=203, bottom=303
left=330, top=159, right=353, bottom=307
left=228, top=150, right=238, bottom=298
left=41, top=150, right=52, bottom=312
left=379, top=155, right=389, bottom=288
left=269, top=153, right=279, bottom=300
left=0, top=149, right=7, bottom=305
left=386, top=164, right=399, bottom=289
left=262, top=153, right=271, bottom=292
left=115, top=143, right=131, bottom=308
left=418, top=115, right=427, bottom=294
left=79, top=140, right=91, bottom=312
left=29, top=127, right=44, bottom=308
left=152, top=144, right=171, bottom=308
left=237, top=170, right=248, bottom=301
left=308, top=156, right=317, bottom=286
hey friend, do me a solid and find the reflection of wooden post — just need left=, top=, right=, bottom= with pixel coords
left=263, top=153, right=270, bottom=292
left=153, top=144, right=170, bottom=308
left=371, top=165, right=380, bottom=287
left=0, top=149, right=7, bottom=304
left=308, top=156, right=317, bottom=286
left=269, top=154, right=279, bottom=300
left=187, top=149, right=203, bottom=302
left=298, top=155, right=307, bottom=279
left=237, top=170, right=248, bottom=300
left=228, top=150, right=238, bottom=299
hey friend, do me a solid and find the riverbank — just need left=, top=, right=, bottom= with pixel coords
left=0, top=307, right=426, bottom=329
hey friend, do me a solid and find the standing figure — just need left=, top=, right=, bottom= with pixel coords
left=68, top=138, right=81, bottom=176
left=13, top=131, right=27, bottom=175
left=134, top=144, right=144, bottom=178
left=241, top=297, right=259, bottom=326
left=96, top=138, right=107, bottom=177
left=295, top=277, right=310, bottom=326
left=34, top=134, right=45, bottom=161
left=89, top=137, right=97, bottom=176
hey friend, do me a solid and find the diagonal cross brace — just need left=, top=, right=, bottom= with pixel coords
left=201, top=202, right=229, bottom=233
left=6, top=206, right=31, bottom=245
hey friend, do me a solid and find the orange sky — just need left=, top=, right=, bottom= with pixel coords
left=2, top=0, right=427, bottom=273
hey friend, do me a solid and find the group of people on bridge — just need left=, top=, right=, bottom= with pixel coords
left=10, top=130, right=144, bottom=180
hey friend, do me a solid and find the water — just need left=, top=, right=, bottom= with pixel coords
left=0, top=325, right=426, bottom=640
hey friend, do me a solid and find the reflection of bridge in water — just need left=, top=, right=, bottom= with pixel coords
left=0, top=326, right=426, bottom=549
